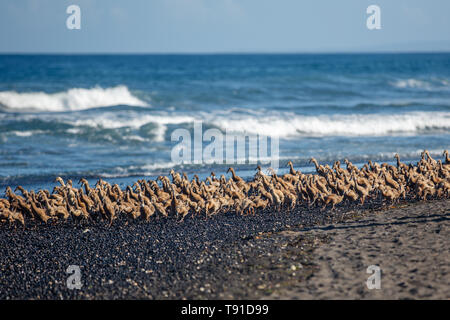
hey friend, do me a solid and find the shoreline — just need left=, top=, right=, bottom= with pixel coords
left=0, top=197, right=448, bottom=299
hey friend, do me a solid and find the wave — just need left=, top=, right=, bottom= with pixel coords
left=2, top=110, right=449, bottom=144
left=70, top=113, right=195, bottom=142
left=58, top=108, right=450, bottom=137
left=70, top=113, right=194, bottom=129
left=0, top=85, right=148, bottom=112
left=209, top=111, right=450, bottom=137
left=389, top=78, right=450, bottom=91
left=68, top=110, right=450, bottom=139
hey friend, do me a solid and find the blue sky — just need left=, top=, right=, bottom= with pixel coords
left=1, top=0, right=449, bottom=53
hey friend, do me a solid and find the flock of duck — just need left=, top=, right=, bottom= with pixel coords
left=1, top=150, right=449, bottom=226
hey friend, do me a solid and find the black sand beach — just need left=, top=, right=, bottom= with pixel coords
left=0, top=198, right=448, bottom=299
left=2, top=1, right=450, bottom=304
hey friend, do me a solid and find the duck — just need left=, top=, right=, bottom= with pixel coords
left=1, top=149, right=448, bottom=225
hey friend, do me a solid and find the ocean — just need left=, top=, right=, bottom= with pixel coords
left=0, top=53, right=449, bottom=192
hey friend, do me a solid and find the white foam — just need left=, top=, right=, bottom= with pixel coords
left=6, top=107, right=449, bottom=141
left=210, top=111, right=450, bottom=137
left=124, top=135, right=148, bottom=142
left=60, top=110, right=450, bottom=139
left=10, top=130, right=46, bottom=137
left=391, top=79, right=430, bottom=89
left=98, top=161, right=184, bottom=178
left=0, top=85, right=148, bottom=112
left=390, top=78, right=450, bottom=91
left=71, top=113, right=194, bottom=129
left=69, top=113, right=194, bottom=142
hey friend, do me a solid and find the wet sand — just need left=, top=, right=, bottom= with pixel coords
left=266, top=199, right=450, bottom=299
left=0, top=198, right=448, bottom=299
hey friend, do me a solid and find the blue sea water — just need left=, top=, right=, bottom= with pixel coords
left=0, top=53, right=449, bottom=191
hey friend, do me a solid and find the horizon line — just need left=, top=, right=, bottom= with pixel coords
left=1, top=50, right=450, bottom=55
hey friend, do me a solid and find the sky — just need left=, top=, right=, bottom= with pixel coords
left=0, top=0, right=449, bottom=53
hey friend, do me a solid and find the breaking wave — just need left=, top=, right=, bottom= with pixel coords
left=2, top=111, right=448, bottom=143
left=0, top=85, right=148, bottom=112
left=210, top=111, right=450, bottom=137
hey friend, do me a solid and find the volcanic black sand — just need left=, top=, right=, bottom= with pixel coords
left=0, top=198, right=448, bottom=299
